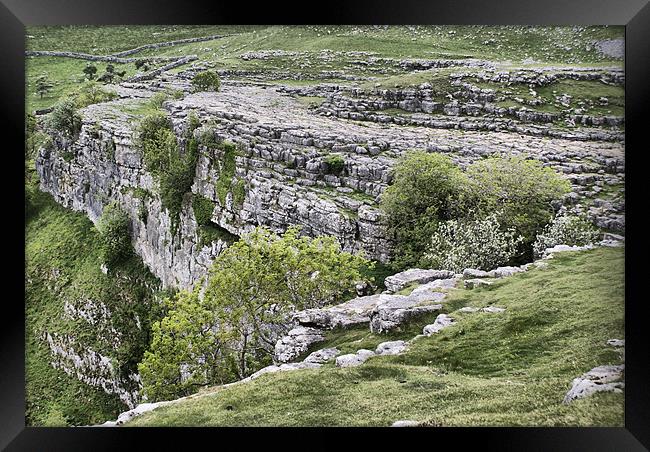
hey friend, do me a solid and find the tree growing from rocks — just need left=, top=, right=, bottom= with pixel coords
left=191, top=70, right=221, bottom=92
left=139, top=226, right=368, bottom=401
left=97, top=202, right=133, bottom=268
left=380, top=151, right=471, bottom=270
left=48, top=98, right=82, bottom=138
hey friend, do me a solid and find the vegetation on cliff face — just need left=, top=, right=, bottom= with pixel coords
left=137, top=110, right=201, bottom=235
left=139, top=226, right=370, bottom=402
left=25, top=166, right=164, bottom=426
left=129, top=246, right=624, bottom=427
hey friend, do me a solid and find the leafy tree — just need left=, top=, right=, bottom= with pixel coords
left=97, top=202, right=133, bottom=268
left=423, top=212, right=524, bottom=273
left=466, top=155, right=571, bottom=260
left=380, top=151, right=470, bottom=270
left=83, top=64, right=97, bottom=80
left=35, top=74, right=54, bottom=99
left=191, top=70, right=221, bottom=92
left=139, top=226, right=369, bottom=401
left=138, top=286, right=234, bottom=401
left=106, top=63, right=115, bottom=74
left=48, top=98, right=82, bottom=138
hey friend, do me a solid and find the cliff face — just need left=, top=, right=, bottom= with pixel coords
left=36, top=80, right=625, bottom=290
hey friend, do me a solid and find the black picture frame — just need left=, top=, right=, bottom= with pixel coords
left=3, top=0, right=649, bottom=450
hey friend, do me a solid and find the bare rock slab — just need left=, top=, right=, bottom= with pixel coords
left=423, top=314, right=456, bottom=336
left=335, top=349, right=376, bottom=367
left=563, top=364, right=625, bottom=403
left=274, top=326, right=326, bottom=363
left=384, top=269, right=455, bottom=293
left=375, top=340, right=408, bottom=356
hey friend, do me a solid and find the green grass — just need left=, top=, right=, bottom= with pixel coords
left=129, top=246, right=624, bottom=427
left=25, top=164, right=163, bottom=426
left=26, top=57, right=136, bottom=112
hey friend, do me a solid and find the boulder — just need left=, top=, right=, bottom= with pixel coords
left=481, top=306, right=505, bottom=313
left=462, top=268, right=490, bottom=278
left=464, top=279, right=493, bottom=289
left=335, top=349, right=376, bottom=367
left=563, top=364, right=625, bottom=403
left=274, top=326, right=326, bottom=363
left=303, top=347, right=341, bottom=364
left=423, top=314, right=455, bottom=335
left=391, top=420, right=420, bottom=427
left=375, top=340, right=408, bottom=355
left=370, top=301, right=443, bottom=334
left=384, top=269, right=455, bottom=293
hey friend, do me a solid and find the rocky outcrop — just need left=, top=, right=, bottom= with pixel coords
left=384, top=269, right=455, bottom=293
left=563, top=364, right=625, bottom=403
left=37, top=72, right=625, bottom=291
left=274, top=326, right=326, bottom=364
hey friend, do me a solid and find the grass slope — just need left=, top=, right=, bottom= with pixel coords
left=129, top=246, right=624, bottom=427
left=25, top=163, right=163, bottom=426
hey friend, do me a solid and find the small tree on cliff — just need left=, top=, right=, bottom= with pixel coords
left=83, top=64, right=97, bottom=80
left=139, top=226, right=369, bottom=401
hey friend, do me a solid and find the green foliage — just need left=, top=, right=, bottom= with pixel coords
left=25, top=113, right=51, bottom=160
left=137, top=112, right=201, bottom=234
left=232, top=179, right=246, bottom=206
left=380, top=151, right=470, bottom=270
left=192, top=195, right=215, bottom=226
left=423, top=213, right=524, bottom=273
left=215, top=141, right=238, bottom=205
left=35, top=74, right=54, bottom=99
left=191, top=70, right=221, bottom=92
left=97, top=202, right=133, bottom=267
left=139, top=287, right=236, bottom=401
left=49, top=98, right=82, bottom=138
left=533, top=213, right=601, bottom=258
left=82, top=63, right=97, bottom=80
left=381, top=152, right=571, bottom=269
left=466, top=155, right=571, bottom=260
left=140, top=226, right=368, bottom=401
left=323, top=154, right=346, bottom=175
left=71, top=81, right=118, bottom=108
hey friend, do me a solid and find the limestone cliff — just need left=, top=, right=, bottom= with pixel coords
left=36, top=77, right=625, bottom=290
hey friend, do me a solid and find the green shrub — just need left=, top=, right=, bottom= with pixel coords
left=97, top=202, right=132, bottom=267
left=423, top=213, right=524, bottom=273
left=191, top=70, right=221, bottom=92
left=466, top=155, right=571, bottom=261
left=137, top=112, right=201, bottom=234
left=533, top=213, right=601, bottom=258
left=215, top=141, right=238, bottom=205
left=49, top=99, right=82, bottom=138
left=192, top=195, right=215, bottom=226
left=380, top=151, right=470, bottom=270
left=72, top=82, right=118, bottom=108
left=232, top=179, right=246, bottom=206
left=323, top=154, right=345, bottom=175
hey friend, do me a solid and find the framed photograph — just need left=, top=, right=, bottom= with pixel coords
left=4, top=0, right=649, bottom=449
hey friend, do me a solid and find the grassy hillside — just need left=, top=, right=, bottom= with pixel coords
left=25, top=163, right=164, bottom=426
left=128, top=246, right=624, bottom=427
left=25, top=25, right=624, bottom=112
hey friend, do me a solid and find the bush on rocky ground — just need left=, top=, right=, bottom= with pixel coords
left=533, top=213, right=601, bottom=258
left=49, top=98, right=82, bottom=138
left=191, top=70, right=221, bottom=92
left=423, top=213, right=524, bottom=273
